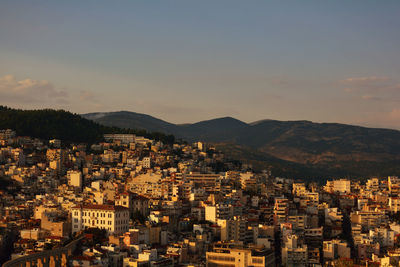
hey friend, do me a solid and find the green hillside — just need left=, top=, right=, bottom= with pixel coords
left=0, top=106, right=174, bottom=144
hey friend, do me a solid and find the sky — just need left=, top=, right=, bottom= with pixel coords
left=1, top=1, right=400, bottom=129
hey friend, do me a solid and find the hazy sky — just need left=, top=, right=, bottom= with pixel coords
left=1, top=1, right=400, bottom=129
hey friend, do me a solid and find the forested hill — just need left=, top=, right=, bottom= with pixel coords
left=0, top=106, right=174, bottom=144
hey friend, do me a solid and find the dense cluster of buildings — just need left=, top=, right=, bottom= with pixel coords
left=0, top=129, right=400, bottom=266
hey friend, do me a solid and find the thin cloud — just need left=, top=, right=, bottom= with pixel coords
left=341, top=76, right=389, bottom=84
left=361, top=95, right=382, bottom=101
left=79, top=90, right=97, bottom=102
left=378, top=108, right=400, bottom=129
left=268, top=77, right=290, bottom=86
left=388, top=108, right=400, bottom=121
left=0, top=75, right=68, bottom=103
left=340, top=76, right=400, bottom=105
left=339, top=76, right=390, bottom=92
left=358, top=108, right=400, bottom=130
left=385, top=83, right=400, bottom=91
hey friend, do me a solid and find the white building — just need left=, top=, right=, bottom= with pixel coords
left=206, top=244, right=275, bottom=267
left=68, top=170, right=82, bottom=188
left=333, top=179, right=351, bottom=193
left=388, top=176, right=400, bottom=194
left=323, top=239, right=351, bottom=261
left=205, top=204, right=233, bottom=223
left=71, top=204, right=129, bottom=234
left=282, top=234, right=308, bottom=267
left=217, top=217, right=247, bottom=242
left=104, top=134, right=135, bottom=144
left=369, top=227, right=395, bottom=248
left=389, top=197, right=400, bottom=212
left=366, top=178, right=380, bottom=192
left=142, top=157, right=151, bottom=169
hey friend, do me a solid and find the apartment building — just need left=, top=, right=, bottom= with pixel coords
left=217, top=217, right=247, bottom=243
left=282, top=234, right=308, bottom=267
left=205, top=204, right=233, bottom=223
left=274, top=197, right=289, bottom=225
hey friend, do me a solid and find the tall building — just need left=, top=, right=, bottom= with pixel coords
left=388, top=176, right=400, bottom=195
left=274, top=197, right=289, bottom=225
left=68, top=170, right=82, bottom=188
left=142, top=157, right=151, bottom=169
left=217, top=217, right=247, bottom=243
left=46, top=148, right=66, bottom=175
left=389, top=197, right=400, bottom=212
left=205, top=204, right=233, bottom=223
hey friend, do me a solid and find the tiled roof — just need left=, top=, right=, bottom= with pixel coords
left=72, top=204, right=128, bottom=211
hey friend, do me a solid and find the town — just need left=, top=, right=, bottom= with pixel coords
left=0, top=129, right=400, bottom=267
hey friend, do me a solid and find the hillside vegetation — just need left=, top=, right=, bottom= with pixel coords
left=0, top=106, right=174, bottom=144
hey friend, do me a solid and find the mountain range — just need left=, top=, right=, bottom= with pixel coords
left=82, top=111, right=400, bottom=179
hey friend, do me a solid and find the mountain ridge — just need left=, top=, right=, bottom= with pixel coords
left=82, top=110, right=400, bottom=178
left=83, top=111, right=400, bottom=133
